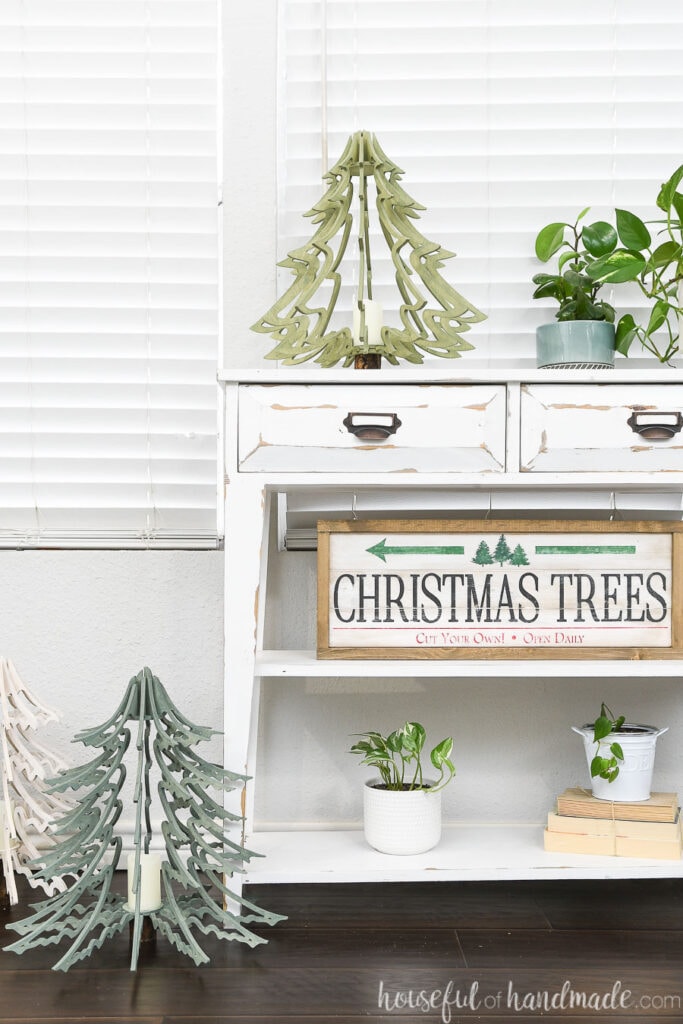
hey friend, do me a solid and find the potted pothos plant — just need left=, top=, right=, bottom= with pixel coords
left=532, top=210, right=619, bottom=368
left=349, top=721, right=455, bottom=855
left=585, top=163, right=683, bottom=364
left=572, top=703, right=668, bottom=802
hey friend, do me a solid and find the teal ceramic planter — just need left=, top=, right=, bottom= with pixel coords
left=536, top=321, right=615, bottom=369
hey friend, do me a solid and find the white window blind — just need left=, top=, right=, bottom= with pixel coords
left=0, top=0, right=220, bottom=548
left=278, top=0, right=683, bottom=364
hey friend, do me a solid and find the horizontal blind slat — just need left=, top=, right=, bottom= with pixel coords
left=1, top=0, right=220, bottom=546
left=277, top=0, right=683, bottom=367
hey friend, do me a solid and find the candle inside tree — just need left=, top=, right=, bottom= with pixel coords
left=127, top=852, right=162, bottom=913
left=352, top=299, right=383, bottom=347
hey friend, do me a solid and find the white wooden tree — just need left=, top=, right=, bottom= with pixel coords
left=0, top=658, right=74, bottom=905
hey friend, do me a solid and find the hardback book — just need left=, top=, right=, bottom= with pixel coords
left=547, top=810, right=681, bottom=842
left=556, top=787, right=678, bottom=823
left=544, top=828, right=682, bottom=860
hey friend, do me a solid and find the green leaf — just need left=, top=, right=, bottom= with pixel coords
left=558, top=249, right=578, bottom=272
left=532, top=279, right=562, bottom=301
left=593, top=714, right=613, bottom=742
left=535, top=222, right=568, bottom=261
left=364, top=752, right=393, bottom=767
left=349, top=740, right=373, bottom=755
left=649, top=240, right=682, bottom=269
left=590, top=755, right=608, bottom=778
left=430, top=738, right=454, bottom=769
left=597, top=301, right=616, bottom=324
left=386, top=730, right=403, bottom=753
left=575, top=206, right=591, bottom=223
left=402, top=721, right=426, bottom=755
left=582, top=221, right=618, bottom=257
left=586, top=250, right=645, bottom=283
left=563, top=268, right=591, bottom=290
left=672, top=193, right=683, bottom=230
left=616, top=208, right=651, bottom=251
left=556, top=300, right=580, bottom=321
left=615, top=313, right=637, bottom=355
left=657, top=163, right=683, bottom=212
left=610, top=742, right=624, bottom=762
left=647, top=299, right=670, bottom=335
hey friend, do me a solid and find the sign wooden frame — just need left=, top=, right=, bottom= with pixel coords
left=317, top=519, right=683, bottom=660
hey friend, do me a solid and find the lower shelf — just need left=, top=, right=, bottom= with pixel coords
left=243, top=824, right=683, bottom=884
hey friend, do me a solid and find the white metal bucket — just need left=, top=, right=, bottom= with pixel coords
left=572, top=723, right=668, bottom=802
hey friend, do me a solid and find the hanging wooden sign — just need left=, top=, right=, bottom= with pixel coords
left=317, top=519, right=683, bottom=660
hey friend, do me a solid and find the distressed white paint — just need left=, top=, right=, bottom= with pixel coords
left=238, top=383, right=506, bottom=473
left=521, top=384, right=683, bottom=472
left=238, top=827, right=683, bottom=884
left=224, top=371, right=683, bottom=884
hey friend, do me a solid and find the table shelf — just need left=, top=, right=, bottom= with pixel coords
left=243, top=824, right=683, bottom=884
left=256, top=650, right=683, bottom=679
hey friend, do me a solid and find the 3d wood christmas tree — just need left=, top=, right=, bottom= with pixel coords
left=5, top=666, right=284, bottom=971
left=252, top=130, right=486, bottom=367
left=1, top=658, right=75, bottom=907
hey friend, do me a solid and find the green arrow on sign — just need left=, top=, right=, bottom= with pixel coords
left=367, top=538, right=465, bottom=562
left=535, top=545, right=636, bottom=555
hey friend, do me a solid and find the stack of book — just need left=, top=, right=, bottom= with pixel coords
left=544, top=788, right=682, bottom=860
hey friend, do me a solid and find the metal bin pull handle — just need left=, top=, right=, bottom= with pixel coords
left=343, top=412, right=402, bottom=441
left=626, top=410, right=683, bottom=440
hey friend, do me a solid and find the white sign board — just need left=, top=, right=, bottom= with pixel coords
left=317, top=520, right=683, bottom=660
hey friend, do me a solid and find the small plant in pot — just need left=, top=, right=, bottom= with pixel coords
left=349, top=721, right=455, bottom=855
left=532, top=209, right=619, bottom=369
left=572, top=703, right=668, bottom=803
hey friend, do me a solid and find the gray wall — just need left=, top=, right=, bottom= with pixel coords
left=0, top=550, right=224, bottom=843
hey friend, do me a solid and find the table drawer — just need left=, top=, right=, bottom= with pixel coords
left=520, top=384, right=683, bottom=472
left=238, top=384, right=506, bottom=473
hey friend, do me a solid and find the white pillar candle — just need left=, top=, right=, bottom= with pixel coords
left=352, top=299, right=383, bottom=346
left=127, top=852, right=162, bottom=913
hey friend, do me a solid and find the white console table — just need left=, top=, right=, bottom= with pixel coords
left=220, top=363, right=683, bottom=892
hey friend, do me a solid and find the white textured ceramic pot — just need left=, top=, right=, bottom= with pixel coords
left=363, top=780, right=441, bottom=855
left=572, top=723, right=668, bottom=802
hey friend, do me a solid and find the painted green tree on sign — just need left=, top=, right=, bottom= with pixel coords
left=251, top=130, right=486, bottom=367
left=510, top=544, right=530, bottom=566
left=493, top=534, right=513, bottom=566
left=472, top=540, right=494, bottom=565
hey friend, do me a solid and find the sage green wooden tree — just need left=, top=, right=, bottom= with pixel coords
left=252, top=130, right=486, bottom=366
left=5, top=667, right=284, bottom=971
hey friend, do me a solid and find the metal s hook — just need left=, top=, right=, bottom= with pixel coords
left=484, top=492, right=493, bottom=520
left=609, top=491, right=623, bottom=521
left=351, top=492, right=358, bottom=520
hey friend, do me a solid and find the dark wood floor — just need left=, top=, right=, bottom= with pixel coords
left=1, top=875, right=683, bottom=1022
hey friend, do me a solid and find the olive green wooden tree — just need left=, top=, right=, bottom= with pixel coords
left=252, top=130, right=486, bottom=366
left=5, top=667, right=284, bottom=971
